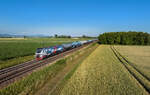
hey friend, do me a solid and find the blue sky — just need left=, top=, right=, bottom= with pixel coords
left=0, top=0, right=150, bottom=36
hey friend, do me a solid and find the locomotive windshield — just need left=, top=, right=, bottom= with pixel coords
left=36, top=48, right=43, bottom=53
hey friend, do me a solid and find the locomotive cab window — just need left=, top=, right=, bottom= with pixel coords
left=36, top=48, right=43, bottom=53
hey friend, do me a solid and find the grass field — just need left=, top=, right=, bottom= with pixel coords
left=0, top=38, right=91, bottom=69
left=59, top=45, right=148, bottom=95
left=115, top=46, right=150, bottom=80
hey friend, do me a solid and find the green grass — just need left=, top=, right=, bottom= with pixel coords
left=0, top=38, right=91, bottom=69
left=0, top=42, right=97, bottom=95
left=59, top=45, right=148, bottom=95
left=115, top=46, right=150, bottom=80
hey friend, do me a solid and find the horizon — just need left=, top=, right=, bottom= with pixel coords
left=0, top=31, right=149, bottom=38
left=0, top=0, right=150, bottom=36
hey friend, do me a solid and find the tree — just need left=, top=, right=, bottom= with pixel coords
left=54, top=34, right=58, bottom=38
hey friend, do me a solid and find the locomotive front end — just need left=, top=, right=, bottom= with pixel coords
left=35, top=48, right=47, bottom=60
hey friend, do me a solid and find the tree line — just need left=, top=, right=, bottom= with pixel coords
left=53, top=34, right=96, bottom=38
left=98, top=31, right=150, bottom=45
left=54, top=34, right=71, bottom=38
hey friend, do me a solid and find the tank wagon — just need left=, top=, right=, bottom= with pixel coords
left=62, top=43, right=73, bottom=50
left=71, top=41, right=81, bottom=48
left=35, top=39, right=97, bottom=60
left=56, top=45, right=64, bottom=53
left=80, top=40, right=88, bottom=45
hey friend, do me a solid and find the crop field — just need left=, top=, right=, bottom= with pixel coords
left=57, top=45, right=148, bottom=95
left=0, top=38, right=90, bottom=69
left=115, top=46, right=150, bottom=79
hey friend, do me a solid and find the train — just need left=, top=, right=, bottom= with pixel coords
left=35, top=39, right=97, bottom=60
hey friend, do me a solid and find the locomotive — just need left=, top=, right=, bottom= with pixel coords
left=35, top=40, right=97, bottom=60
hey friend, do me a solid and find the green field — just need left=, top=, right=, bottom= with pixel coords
left=0, top=38, right=91, bottom=69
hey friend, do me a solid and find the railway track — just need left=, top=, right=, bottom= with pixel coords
left=0, top=60, right=38, bottom=75
left=0, top=42, right=93, bottom=88
left=111, top=46, right=150, bottom=94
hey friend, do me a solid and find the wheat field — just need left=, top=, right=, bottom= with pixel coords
left=59, top=45, right=148, bottom=95
left=115, top=46, right=150, bottom=79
